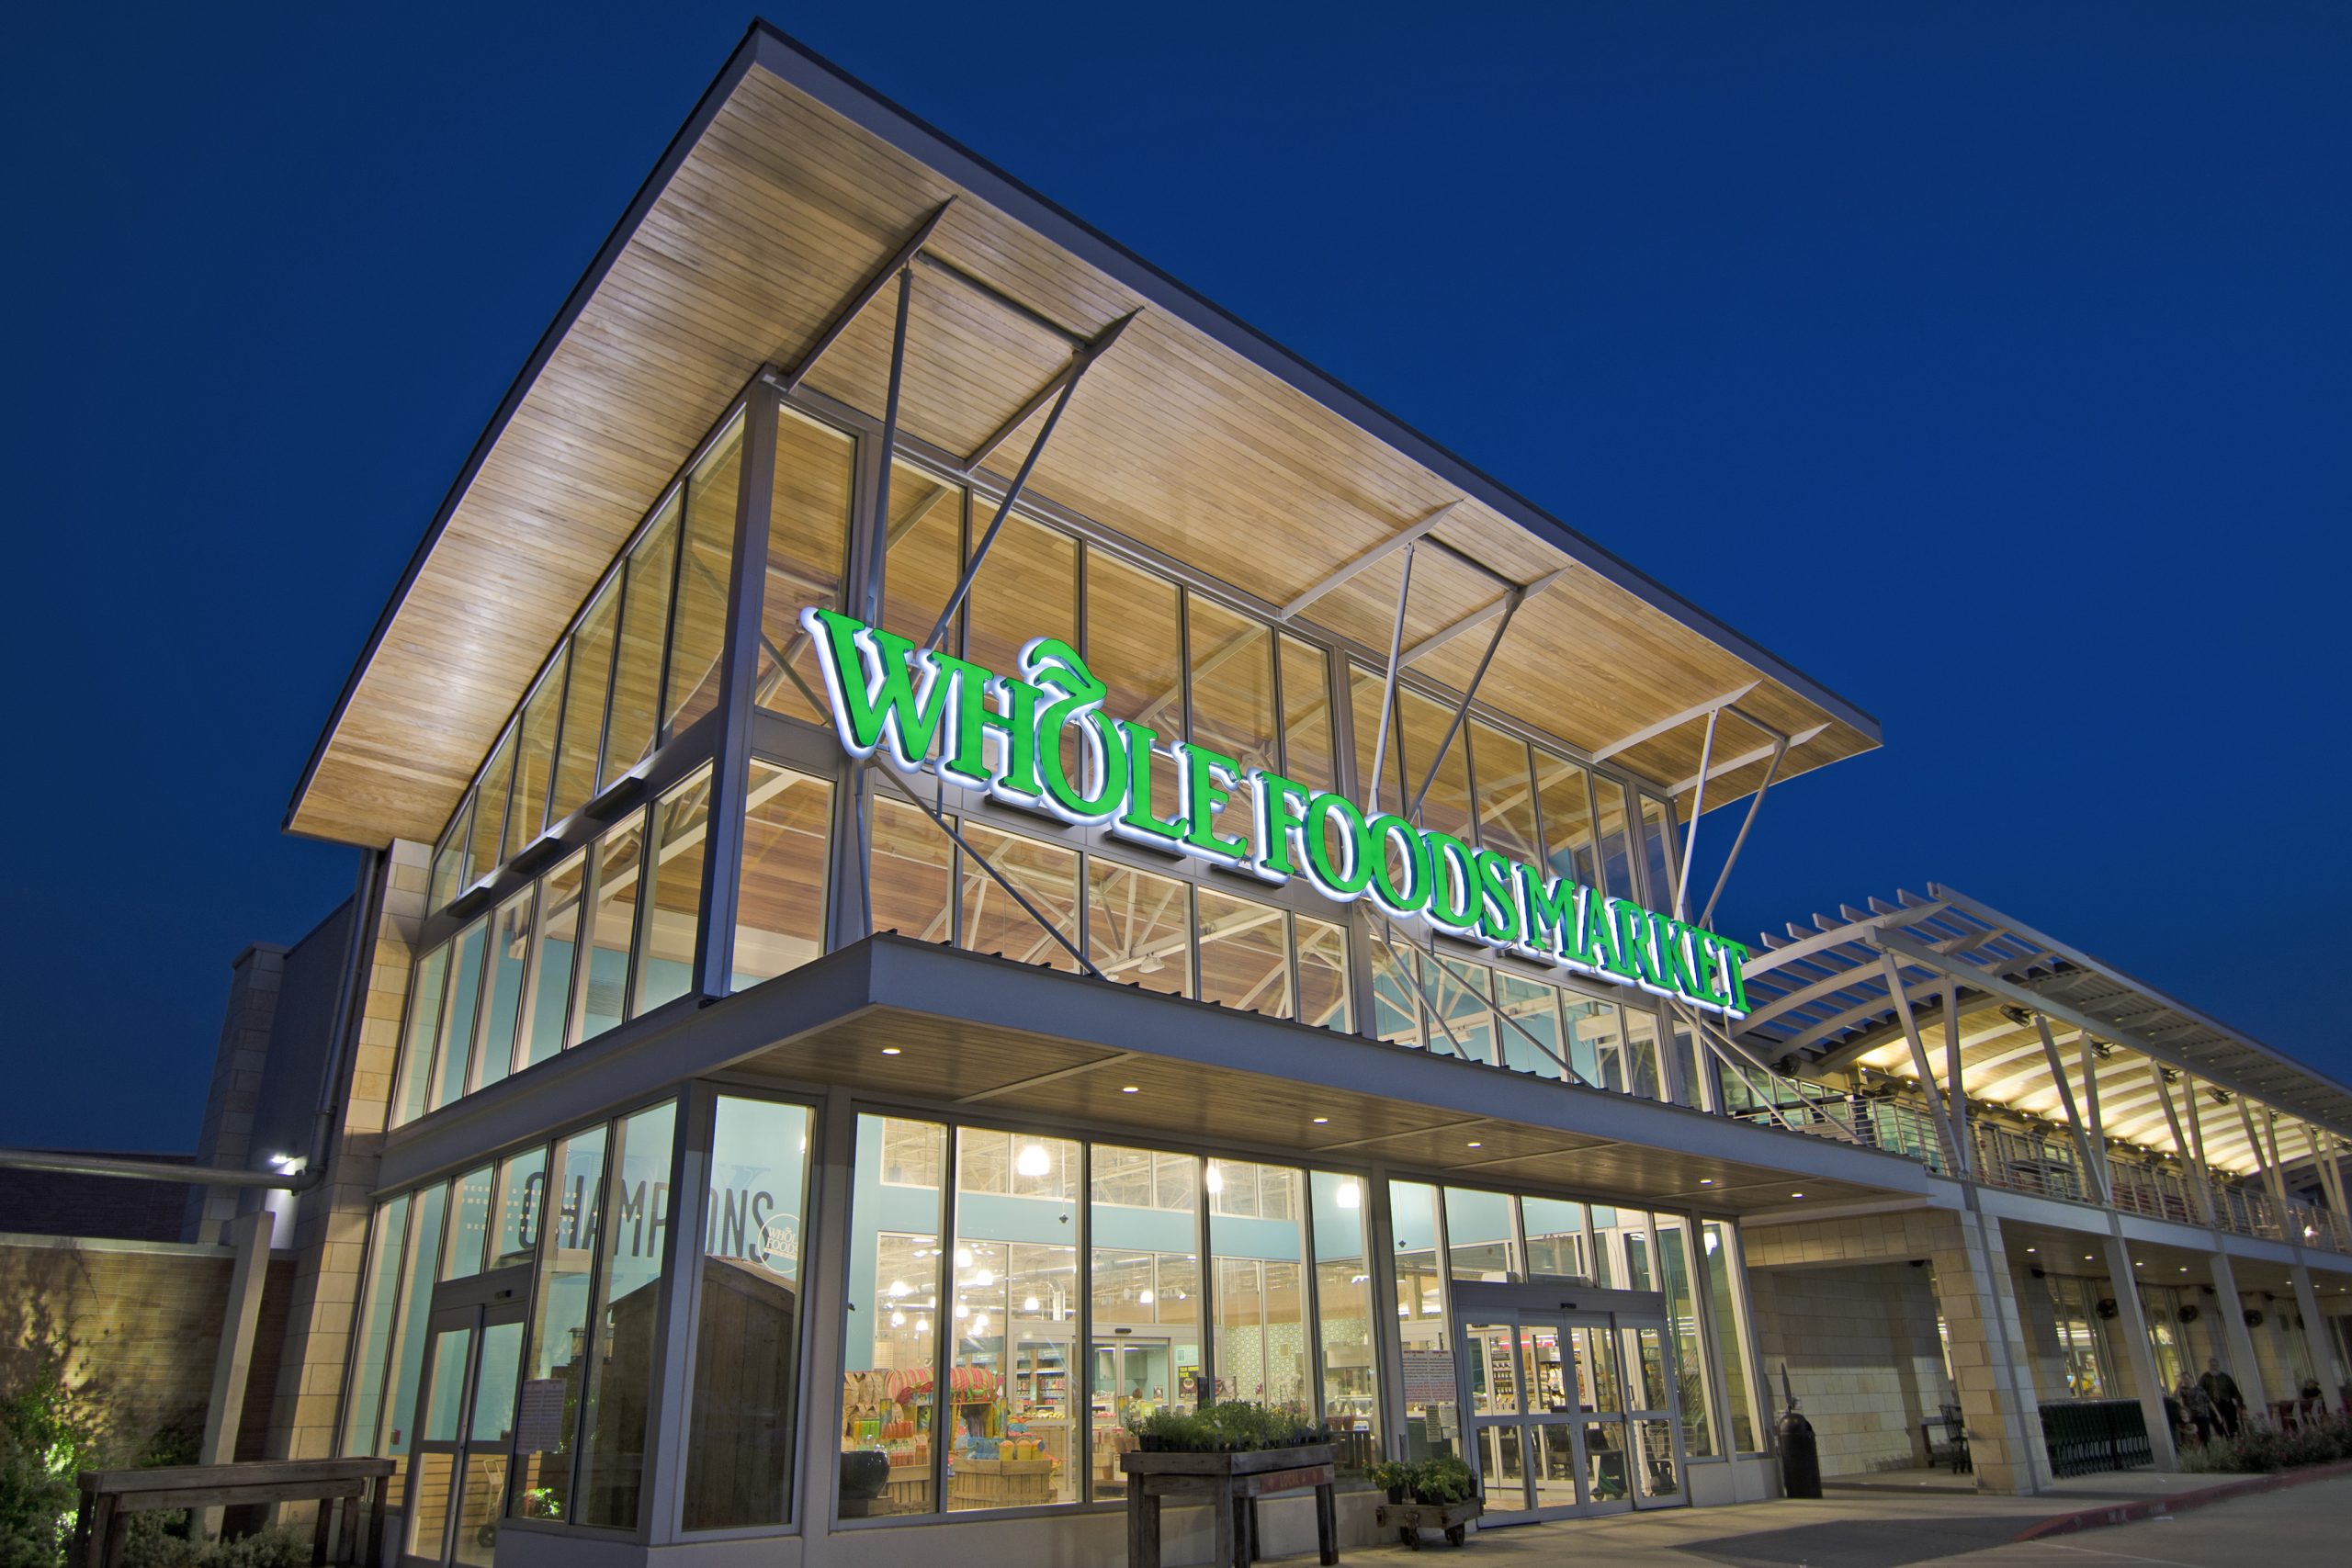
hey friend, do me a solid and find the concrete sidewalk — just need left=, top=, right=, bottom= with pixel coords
left=1336, top=1467, right=2337, bottom=1567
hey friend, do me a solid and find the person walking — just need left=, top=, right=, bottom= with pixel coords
left=2177, top=1373, right=2216, bottom=1447
left=2200, top=1357, right=2245, bottom=1437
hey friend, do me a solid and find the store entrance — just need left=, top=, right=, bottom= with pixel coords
left=1451, top=1283, right=1687, bottom=1522
left=399, top=1269, right=529, bottom=1568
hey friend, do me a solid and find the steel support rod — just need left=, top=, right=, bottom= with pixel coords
left=2036, top=1014, right=2106, bottom=1203
left=1697, top=734, right=1787, bottom=930
left=780, top=201, right=953, bottom=393
left=1883, top=953, right=1965, bottom=1179
left=2078, top=1032, right=2109, bottom=1199
left=1404, top=588, right=1521, bottom=824
left=1674, top=707, right=1720, bottom=919
left=860, top=266, right=915, bottom=624
left=1364, top=544, right=1417, bottom=816
left=2144, top=1062, right=2211, bottom=1224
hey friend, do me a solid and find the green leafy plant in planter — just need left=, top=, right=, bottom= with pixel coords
left=1125, top=1403, right=1330, bottom=1454
left=1410, top=1453, right=1476, bottom=1506
left=1366, top=1459, right=1418, bottom=1504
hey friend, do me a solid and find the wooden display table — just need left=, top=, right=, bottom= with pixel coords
left=72, top=1458, right=396, bottom=1568
left=1121, top=1446, right=1338, bottom=1568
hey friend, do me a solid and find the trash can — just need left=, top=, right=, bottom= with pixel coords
left=1778, top=1405, right=1821, bottom=1499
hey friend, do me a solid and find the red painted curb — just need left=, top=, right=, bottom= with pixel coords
left=2010, top=1458, right=2352, bottom=1540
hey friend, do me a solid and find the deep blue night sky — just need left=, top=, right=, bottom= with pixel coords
left=5, top=4, right=2346, bottom=1152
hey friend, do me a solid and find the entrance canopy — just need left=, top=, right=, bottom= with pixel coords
left=1734, top=884, right=2352, bottom=1178
left=287, top=21, right=1877, bottom=848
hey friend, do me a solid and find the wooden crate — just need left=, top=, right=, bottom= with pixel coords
left=947, top=1457, right=1057, bottom=1509
left=884, top=1462, right=933, bottom=1512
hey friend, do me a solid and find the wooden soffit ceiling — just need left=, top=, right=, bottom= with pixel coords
left=288, top=23, right=1881, bottom=847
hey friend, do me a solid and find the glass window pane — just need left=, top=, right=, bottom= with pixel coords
left=1533, top=750, right=1598, bottom=889
left=1186, top=599, right=1275, bottom=851
left=470, top=1318, right=526, bottom=1448
left=1196, top=888, right=1289, bottom=1018
left=756, top=408, right=854, bottom=724
left=1295, top=914, right=1351, bottom=1033
left=468, top=735, right=514, bottom=886
left=580, top=811, right=645, bottom=1043
left=1522, top=1197, right=1591, bottom=1282
left=956, top=824, right=1080, bottom=974
left=341, top=1193, right=413, bottom=1456
left=509, top=651, right=567, bottom=860
left=965, top=516, right=1074, bottom=687
left=520, top=851, right=585, bottom=1071
left=870, top=795, right=951, bottom=943
left=634, top=767, right=712, bottom=1015
left=1566, top=997, right=1622, bottom=1092
left=1090, top=1145, right=1202, bottom=1499
left=431, top=921, right=491, bottom=1114
left=442, top=1165, right=493, bottom=1280
left=1625, top=1008, right=1664, bottom=1100
left=1640, top=796, right=1679, bottom=914
left=1702, top=1220, right=1758, bottom=1451
left=1427, top=958, right=1495, bottom=1066
left=1396, top=689, right=1473, bottom=841
left=847, top=1117, right=944, bottom=1516
left=1370, top=935, right=1422, bottom=1047
left=552, top=584, right=619, bottom=823
left=733, top=762, right=833, bottom=988
left=664, top=420, right=742, bottom=739
left=1210, top=1161, right=1307, bottom=1411
left=1309, top=1172, right=1376, bottom=1467
left=948, top=1129, right=1080, bottom=1511
left=1591, top=1206, right=1651, bottom=1292
left=1654, top=1218, right=1712, bottom=1457
left=1443, top=1188, right=1517, bottom=1282
left=1088, top=860, right=1192, bottom=998
left=579, top=1103, right=677, bottom=1529
left=1495, top=973, right=1565, bottom=1079
left=1386, top=1180, right=1457, bottom=1460
left=472, top=888, right=535, bottom=1094
left=391, top=943, right=450, bottom=1129
left=1277, top=636, right=1336, bottom=792
left=384, top=1185, right=447, bottom=1475
left=684, top=1098, right=813, bottom=1529
left=1468, top=722, right=1539, bottom=863
left=492, top=1148, right=547, bottom=1271
left=432, top=802, right=471, bottom=911
left=879, top=463, right=961, bottom=645
left=1594, top=775, right=1634, bottom=902
left=1086, top=553, right=1182, bottom=728
left=605, top=503, right=678, bottom=788
left=513, top=1126, right=606, bottom=1521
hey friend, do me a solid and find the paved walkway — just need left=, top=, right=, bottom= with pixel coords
left=1335, top=1470, right=2351, bottom=1568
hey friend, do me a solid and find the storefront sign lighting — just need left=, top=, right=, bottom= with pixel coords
left=805, top=607, right=1752, bottom=1019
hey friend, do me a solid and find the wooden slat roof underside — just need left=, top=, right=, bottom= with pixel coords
left=288, top=24, right=1880, bottom=848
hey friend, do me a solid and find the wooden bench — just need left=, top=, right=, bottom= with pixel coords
left=72, top=1458, right=397, bottom=1568
left=1122, top=1447, right=1339, bottom=1568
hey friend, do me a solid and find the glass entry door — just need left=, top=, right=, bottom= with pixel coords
left=1457, top=1306, right=1685, bottom=1520
left=402, top=1301, right=526, bottom=1567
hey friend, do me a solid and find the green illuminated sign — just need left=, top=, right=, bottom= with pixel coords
left=803, top=606, right=1751, bottom=1019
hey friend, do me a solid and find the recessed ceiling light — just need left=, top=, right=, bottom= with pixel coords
left=1467, top=1141, right=1483, bottom=1149
left=1700, top=1179, right=1714, bottom=1186
left=1790, top=1192, right=1804, bottom=1199
left=2084, top=1255, right=2094, bottom=1261
left=1312, top=1117, right=1329, bottom=1124
left=2027, top=1247, right=2036, bottom=1254
left=1120, top=1085, right=1139, bottom=1094
left=881, top=1047, right=902, bottom=1055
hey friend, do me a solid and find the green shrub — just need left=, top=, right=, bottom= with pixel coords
left=1125, top=1402, right=1329, bottom=1453
left=1411, top=1453, right=1475, bottom=1506
left=0, top=1353, right=101, bottom=1568
left=2177, top=1413, right=2352, bottom=1474
left=122, top=1524, right=311, bottom=1568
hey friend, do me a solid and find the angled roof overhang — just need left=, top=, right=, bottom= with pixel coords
left=288, top=21, right=1880, bottom=848
left=1735, top=883, right=2352, bottom=1173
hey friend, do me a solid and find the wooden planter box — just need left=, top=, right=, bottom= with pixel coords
left=1375, top=1497, right=1484, bottom=1549
left=1119, top=1446, right=1338, bottom=1568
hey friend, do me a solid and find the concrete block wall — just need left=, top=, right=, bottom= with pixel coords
left=265, top=841, right=427, bottom=1462
left=1747, top=1260, right=1947, bottom=1474
left=0, top=1235, right=289, bottom=1461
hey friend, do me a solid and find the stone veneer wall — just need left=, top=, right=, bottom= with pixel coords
left=183, top=946, right=289, bottom=1244
left=1747, top=1260, right=1947, bottom=1474
left=264, top=841, right=427, bottom=1462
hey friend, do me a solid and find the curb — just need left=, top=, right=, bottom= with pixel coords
left=2011, top=1459, right=2352, bottom=1540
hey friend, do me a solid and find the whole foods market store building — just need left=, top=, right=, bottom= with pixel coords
left=293, top=23, right=1916, bottom=1567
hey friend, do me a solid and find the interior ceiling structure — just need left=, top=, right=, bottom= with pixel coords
left=288, top=23, right=1878, bottom=849
left=1735, top=884, right=2352, bottom=1175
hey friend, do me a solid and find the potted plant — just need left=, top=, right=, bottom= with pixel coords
left=1367, top=1458, right=1418, bottom=1504
left=1120, top=1402, right=1340, bottom=1561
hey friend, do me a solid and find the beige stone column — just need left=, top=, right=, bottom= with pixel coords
left=1925, top=1209, right=2049, bottom=1495
left=2207, top=1249, right=2270, bottom=1416
left=2099, top=1237, right=2177, bottom=1470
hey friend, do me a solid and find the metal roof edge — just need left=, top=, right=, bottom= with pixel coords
left=282, top=27, right=770, bottom=839
left=741, top=20, right=1883, bottom=744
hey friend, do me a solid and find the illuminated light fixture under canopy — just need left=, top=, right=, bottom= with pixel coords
left=1335, top=1181, right=1362, bottom=1210
left=1016, top=1144, right=1051, bottom=1178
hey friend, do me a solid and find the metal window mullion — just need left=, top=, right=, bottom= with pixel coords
left=692, top=383, right=780, bottom=1001
left=642, top=1092, right=709, bottom=1545
left=1582, top=767, right=1608, bottom=899
left=1075, top=1138, right=1094, bottom=1499
left=565, top=1119, right=629, bottom=1522
left=1197, top=1154, right=1216, bottom=1405
left=932, top=1123, right=957, bottom=1513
